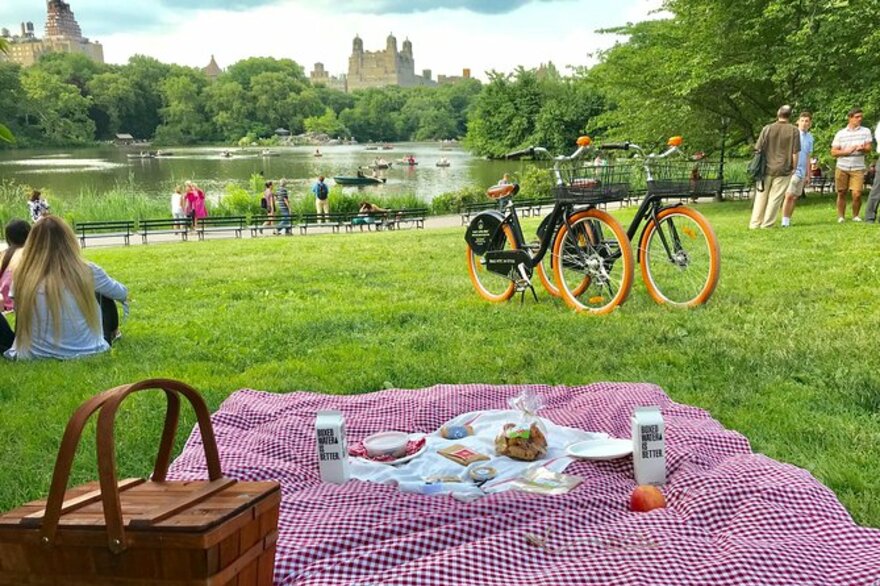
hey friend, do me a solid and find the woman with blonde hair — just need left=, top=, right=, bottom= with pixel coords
left=0, top=216, right=128, bottom=359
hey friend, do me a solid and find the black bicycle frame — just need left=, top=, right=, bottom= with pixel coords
left=625, top=193, right=684, bottom=263
left=500, top=200, right=571, bottom=267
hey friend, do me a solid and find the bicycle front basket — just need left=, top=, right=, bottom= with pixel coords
left=647, top=159, right=721, bottom=198
left=555, top=162, right=632, bottom=204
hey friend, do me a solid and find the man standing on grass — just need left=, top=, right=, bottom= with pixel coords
left=781, top=111, right=814, bottom=228
left=312, top=176, right=330, bottom=223
left=831, top=108, right=873, bottom=223
left=750, top=105, right=800, bottom=229
left=864, top=118, right=880, bottom=223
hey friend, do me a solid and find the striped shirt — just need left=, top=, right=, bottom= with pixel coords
left=832, top=125, right=873, bottom=171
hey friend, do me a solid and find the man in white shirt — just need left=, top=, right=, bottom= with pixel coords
left=864, top=120, right=880, bottom=223
left=831, top=108, right=873, bottom=222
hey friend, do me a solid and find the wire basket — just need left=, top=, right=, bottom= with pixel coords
left=646, top=159, right=721, bottom=198
left=554, top=162, right=633, bottom=204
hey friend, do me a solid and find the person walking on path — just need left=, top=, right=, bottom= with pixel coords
left=312, top=176, right=330, bottom=223
left=749, top=105, right=800, bottom=229
left=864, top=119, right=880, bottom=223
left=831, top=108, right=873, bottom=222
left=274, top=179, right=292, bottom=235
left=781, top=111, right=814, bottom=227
left=171, top=186, right=186, bottom=225
left=190, top=182, right=208, bottom=222
left=260, top=181, right=275, bottom=232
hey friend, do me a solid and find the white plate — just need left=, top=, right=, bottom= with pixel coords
left=356, top=442, right=427, bottom=466
left=566, top=438, right=633, bottom=461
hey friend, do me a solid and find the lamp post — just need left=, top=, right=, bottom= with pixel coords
left=716, top=117, right=730, bottom=202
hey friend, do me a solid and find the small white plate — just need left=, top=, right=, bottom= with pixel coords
left=566, top=438, right=633, bottom=461
left=356, top=441, right=427, bottom=467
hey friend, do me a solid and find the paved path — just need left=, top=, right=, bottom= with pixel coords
left=1, top=193, right=743, bottom=252
left=0, top=213, right=468, bottom=252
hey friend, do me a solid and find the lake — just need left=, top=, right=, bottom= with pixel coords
left=0, top=143, right=516, bottom=207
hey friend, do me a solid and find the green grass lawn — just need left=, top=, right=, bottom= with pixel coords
left=1, top=193, right=878, bottom=527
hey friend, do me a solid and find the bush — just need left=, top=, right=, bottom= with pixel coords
left=214, top=183, right=261, bottom=217
left=430, top=185, right=486, bottom=214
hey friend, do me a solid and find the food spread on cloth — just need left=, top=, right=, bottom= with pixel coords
left=343, top=389, right=613, bottom=500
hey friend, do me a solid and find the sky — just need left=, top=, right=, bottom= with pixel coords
left=1, top=0, right=664, bottom=79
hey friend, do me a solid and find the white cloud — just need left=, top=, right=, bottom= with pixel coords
left=98, top=0, right=651, bottom=80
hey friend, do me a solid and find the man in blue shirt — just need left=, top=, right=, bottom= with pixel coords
left=781, top=111, right=814, bottom=227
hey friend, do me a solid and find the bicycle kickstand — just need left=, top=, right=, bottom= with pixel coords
left=518, top=282, right=539, bottom=305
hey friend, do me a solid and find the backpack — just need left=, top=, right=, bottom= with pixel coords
left=747, top=126, right=768, bottom=188
left=317, top=182, right=329, bottom=200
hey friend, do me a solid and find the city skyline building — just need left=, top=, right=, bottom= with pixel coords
left=309, top=34, right=470, bottom=93
left=0, top=0, right=103, bottom=67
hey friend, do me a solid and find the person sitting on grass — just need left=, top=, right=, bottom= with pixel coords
left=0, top=216, right=128, bottom=360
left=0, top=219, right=30, bottom=313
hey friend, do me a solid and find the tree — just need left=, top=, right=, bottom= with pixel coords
left=464, top=69, right=555, bottom=157
left=33, top=52, right=105, bottom=93
left=303, top=107, right=345, bottom=137
left=588, top=0, right=880, bottom=152
left=20, top=69, right=95, bottom=144
left=204, top=79, right=253, bottom=142
left=224, top=57, right=307, bottom=92
left=119, top=55, right=173, bottom=139
left=339, top=87, right=408, bottom=142
left=88, top=72, right=138, bottom=139
left=154, top=72, right=212, bottom=144
left=0, top=38, right=14, bottom=143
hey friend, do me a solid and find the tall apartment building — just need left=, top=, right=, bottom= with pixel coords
left=0, top=1, right=103, bottom=68
left=345, top=34, right=435, bottom=93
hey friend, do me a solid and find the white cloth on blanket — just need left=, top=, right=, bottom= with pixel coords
left=349, top=409, right=609, bottom=500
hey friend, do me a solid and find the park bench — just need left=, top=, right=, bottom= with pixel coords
left=460, top=201, right=498, bottom=225
left=75, top=220, right=134, bottom=248
left=346, top=211, right=390, bottom=232
left=625, top=188, right=648, bottom=207
left=195, top=216, right=246, bottom=240
left=721, top=183, right=750, bottom=201
left=523, top=197, right=556, bottom=217
left=249, top=214, right=295, bottom=236
left=389, top=208, right=427, bottom=230
left=299, top=213, right=346, bottom=235
left=139, top=218, right=189, bottom=243
left=808, top=176, right=834, bottom=194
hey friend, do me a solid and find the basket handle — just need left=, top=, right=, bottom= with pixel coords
left=40, top=379, right=224, bottom=552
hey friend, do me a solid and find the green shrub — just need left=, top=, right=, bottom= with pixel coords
left=431, top=185, right=486, bottom=214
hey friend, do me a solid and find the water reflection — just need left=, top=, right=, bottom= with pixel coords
left=0, top=143, right=518, bottom=203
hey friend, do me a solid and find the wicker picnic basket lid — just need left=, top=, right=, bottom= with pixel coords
left=0, top=379, right=279, bottom=552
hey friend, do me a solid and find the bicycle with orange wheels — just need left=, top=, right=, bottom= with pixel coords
left=599, top=137, right=721, bottom=307
left=464, top=137, right=635, bottom=315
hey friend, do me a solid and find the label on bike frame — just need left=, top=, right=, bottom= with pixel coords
left=465, top=211, right=505, bottom=255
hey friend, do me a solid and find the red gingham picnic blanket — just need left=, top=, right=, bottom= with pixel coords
left=167, top=383, right=880, bottom=585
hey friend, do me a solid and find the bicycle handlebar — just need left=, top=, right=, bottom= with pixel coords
left=597, top=142, right=631, bottom=151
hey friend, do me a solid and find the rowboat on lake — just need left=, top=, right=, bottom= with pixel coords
left=334, top=175, right=387, bottom=186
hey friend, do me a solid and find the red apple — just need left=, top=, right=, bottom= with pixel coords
left=630, top=485, right=666, bottom=512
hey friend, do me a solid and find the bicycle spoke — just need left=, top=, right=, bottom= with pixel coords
left=641, top=208, right=719, bottom=306
left=555, top=210, right=633, bottom=313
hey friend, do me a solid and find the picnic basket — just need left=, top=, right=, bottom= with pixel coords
left=0, top=378, right=281, bottom=585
